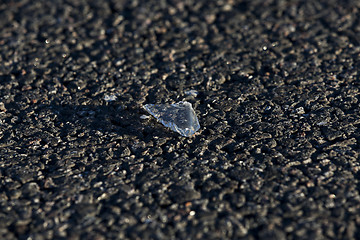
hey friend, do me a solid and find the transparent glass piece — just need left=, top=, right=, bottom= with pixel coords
left=144, top=101, right=200, bottom=137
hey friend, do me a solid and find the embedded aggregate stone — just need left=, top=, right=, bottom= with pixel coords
left=0, top=0, right=360, bottom=239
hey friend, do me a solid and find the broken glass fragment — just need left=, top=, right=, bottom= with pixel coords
left=144, top=101, right=200, bottom=137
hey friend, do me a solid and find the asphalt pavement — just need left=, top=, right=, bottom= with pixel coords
left=0, top=0, right=360, bottom=239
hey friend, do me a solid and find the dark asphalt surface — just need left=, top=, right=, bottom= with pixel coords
left=1, top=0, right=360, bottom=239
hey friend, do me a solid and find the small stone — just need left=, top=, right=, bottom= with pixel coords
left=295, top=107, right=305, bottom=114
left=0, top=102, right=6, bottom=112
left=104, top=94, right=117, bottom=102
left=184, top=90, right=199, bottom=97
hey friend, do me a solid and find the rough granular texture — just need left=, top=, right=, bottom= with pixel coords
left=0, top=0, right=360, bottom=239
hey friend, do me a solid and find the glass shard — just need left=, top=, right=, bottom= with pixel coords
left=144, top=101, right=200, bottom=137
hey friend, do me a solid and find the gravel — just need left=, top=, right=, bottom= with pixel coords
left=0, top=0, right=360, bottom=239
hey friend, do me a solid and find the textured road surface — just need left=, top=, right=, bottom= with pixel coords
left=1, top=0, right=360, bottom=239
